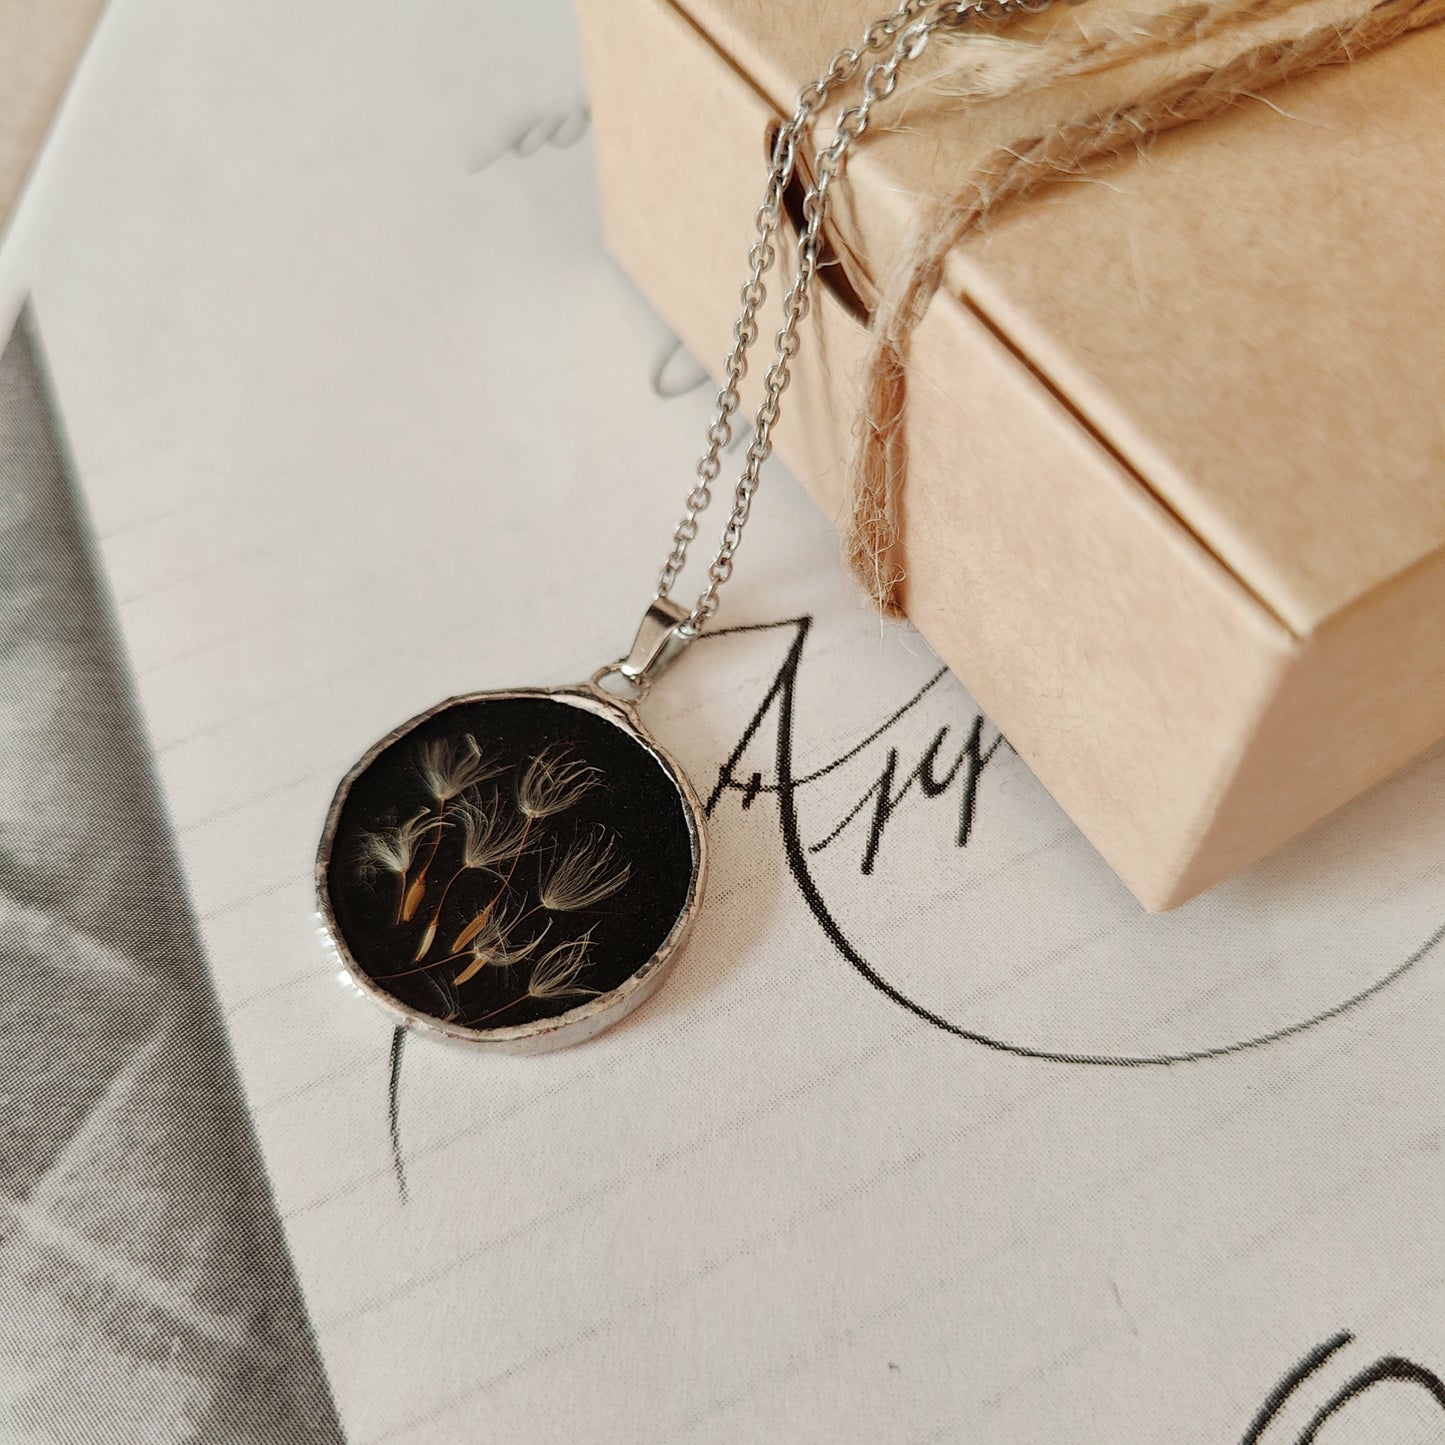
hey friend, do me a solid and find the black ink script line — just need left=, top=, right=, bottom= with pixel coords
left=388, top=1026, right=409, bottom=1204
left=703, top=615, right=1445, bottom=1068
left=1241, top=1331, right=1353, bottom=1443
left=1243, top=1332, right=1445, bottom=1443
left=806, top=711, right=1006, bottom=872
left=1294, top=1355, right=1445, bottom=1441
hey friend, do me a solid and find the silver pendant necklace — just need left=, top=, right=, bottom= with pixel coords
left=316, top=0, right=1047, bottom=1051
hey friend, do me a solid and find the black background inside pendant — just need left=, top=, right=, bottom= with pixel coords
left=325, top=695, right=696, bottom=1031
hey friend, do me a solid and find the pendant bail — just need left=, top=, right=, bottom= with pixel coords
left=618, top=597, right=695, bottom=687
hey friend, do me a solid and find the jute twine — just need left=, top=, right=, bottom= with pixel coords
left=835, top=0, right=1445, bottom=616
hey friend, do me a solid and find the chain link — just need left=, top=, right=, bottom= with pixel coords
left=654, top=0, right=1065, bottom=631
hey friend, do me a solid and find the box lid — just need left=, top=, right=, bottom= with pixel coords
left=669, top=0, right=1445, bottom=635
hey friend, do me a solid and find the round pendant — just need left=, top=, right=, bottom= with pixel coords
left=316, top=685, right=706, bottom=1052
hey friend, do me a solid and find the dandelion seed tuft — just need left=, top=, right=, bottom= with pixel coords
left=516, top=747, right=600, bottom=820
left=524, top=934, right=599, bottom=1002
left=454, top=798, right=529, bottom=872
left=539, top=829, right=630, bottom=912
left=417, top=734, right=504, bottom=804
left=357, top=809, right=436, bottom=881
left=452, top=905, right=549, bottom=986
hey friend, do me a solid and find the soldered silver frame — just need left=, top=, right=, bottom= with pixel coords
left=315, top=681, right=707, bottom=1054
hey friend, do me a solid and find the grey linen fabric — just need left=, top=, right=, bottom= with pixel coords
left=0, top=308, right=345, bottom=1444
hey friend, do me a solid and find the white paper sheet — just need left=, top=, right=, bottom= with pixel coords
left=2, top=2, right=1442, bottom=1441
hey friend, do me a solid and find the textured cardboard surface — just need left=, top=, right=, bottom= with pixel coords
left=579, top=0, right=1445, bottom=907
left=662, top=0, right=1445, bottom=632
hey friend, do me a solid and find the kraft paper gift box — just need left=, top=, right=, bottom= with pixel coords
left=576, top=0, right=1445, bottom=909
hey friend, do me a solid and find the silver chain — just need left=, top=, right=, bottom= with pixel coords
left=654, top=0, right=1063, bottom=633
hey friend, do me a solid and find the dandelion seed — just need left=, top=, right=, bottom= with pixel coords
left=399, top=874, right=428, bottom=923
left=452, top=900, right=517, bottom=982
left=412, top=800, right=532, bottom=959
left=450, top=949, right=486, bottom=987
left=462, top=931, right=598, bottom=1028
left=524, top=934, right=599, bottom=1002
left=417, top=733, right=504, bottom=804
left=539, top=829, right=630, bottom=912
left=357, top=810, right=440, bottom=921
left=455, top=798, right=529, bottom=871
left=452, top=905, right=549, bottom=986
left=357, top=809, right=436, bottom=881
left=451, top=893, right=515, bottom=953
left=516, top=747, right=600, bottom=820
left=401, top=735, right=503, bottom=924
